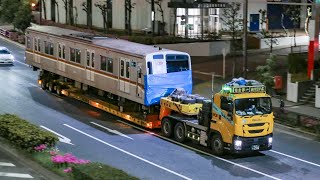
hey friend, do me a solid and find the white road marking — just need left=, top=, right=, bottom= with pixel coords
left=63, top=124, right=192, bottom=180
left=14, top=60, right=29, bottom=66
left=0, top=162, right=15, bottom=167
left=270, top=150, right=320, bottom=168
left=90, top=122, right=133, bottom=140
left=29, top=83, right=38, bottom=87
left=117, top=120, right=281, bottom=180
left=0, top=172, right=33, bottom=178
left=40, top=125, right=74, bottom=145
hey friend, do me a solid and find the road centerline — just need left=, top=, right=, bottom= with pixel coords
left=117, top=119, right=282, bottom=180
left=90, top=122, right=133, bottom=140
left=63, top=124, right=192, bottom=180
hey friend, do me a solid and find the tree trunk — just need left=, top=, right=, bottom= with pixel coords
left=56, top=3, right=60, bottom=23
left=103, top=15, right=106, bottom=33
left=173, top=8, right=177, bottom=36
left=42, top=0, right=47, bottom=20
left=293, top=28, right=296, bottom=47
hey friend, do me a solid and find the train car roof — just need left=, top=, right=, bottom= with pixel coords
left=27, top=25, right=186, bottom=57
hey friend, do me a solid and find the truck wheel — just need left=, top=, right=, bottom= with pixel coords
left=41, top=79, right=47, bottom=90
left=56, top=85, right=62, bottom=96
left=161, top=118, right=173, bottom=137
left=174, top=122, right=186, bottom=143
left=48, top=82, right=55, bottom=93
left=211, top=135, right=225, bottom=156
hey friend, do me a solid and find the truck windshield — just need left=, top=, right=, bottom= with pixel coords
left=166, top=54, right=189, bottom=73
left=235, top=97, right=271, bottom=116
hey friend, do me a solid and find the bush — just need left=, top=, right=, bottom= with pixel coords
left=72, top=163, right=138, bottom=180
left=0, top=114, right=58, bottom=152
left=288, top=53, right=307, bottom=74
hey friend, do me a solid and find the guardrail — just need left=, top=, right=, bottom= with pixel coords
left=273, top=107, right=320, bottom=136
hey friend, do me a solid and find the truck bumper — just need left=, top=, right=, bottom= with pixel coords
left=231, top=134, right=273, bottom=153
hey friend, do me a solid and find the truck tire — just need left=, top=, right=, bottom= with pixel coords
left=211, top=135, right=225, bottom=156
left=48, top=82, right=55, bottom=93
left=174, top=122, right=186, bottom=143
left=41, top=79, right=47, bottom=90
left=56, top=85, right=62, bottom=96
left=161, top=118, right=173, bottom=137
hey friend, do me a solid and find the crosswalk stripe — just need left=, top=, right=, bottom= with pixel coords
left=0, top=172, right=33, bottom=178
left=0, top=162, right=15, bottom=167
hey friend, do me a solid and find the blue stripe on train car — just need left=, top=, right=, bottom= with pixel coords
left=144, top=70, right=193, bottom=106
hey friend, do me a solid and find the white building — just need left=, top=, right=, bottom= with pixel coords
left=42, top=0, right=310, bottom=38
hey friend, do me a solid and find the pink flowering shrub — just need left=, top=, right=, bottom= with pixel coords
left=63, top=167, right=72, bottom=173
left=51, top=152, right=90, bottom=172
left=34, top=144, right=47, bottom=152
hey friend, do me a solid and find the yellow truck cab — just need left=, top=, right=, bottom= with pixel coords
left=160, top=78, right=274, bottom=155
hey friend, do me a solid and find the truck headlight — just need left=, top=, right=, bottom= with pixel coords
left=268, top=137, right=273, bottom=146
left=234, top=140, right=242, bottom=150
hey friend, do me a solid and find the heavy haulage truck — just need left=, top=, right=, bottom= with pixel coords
left=25, top=25, right=273, bottom=155
left=159, top=79, right=274, bottom=155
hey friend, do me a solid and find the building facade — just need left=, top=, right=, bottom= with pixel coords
left=42, top=0, right=310, bottom=38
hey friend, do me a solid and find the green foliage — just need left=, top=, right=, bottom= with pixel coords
left=72, top=163, right=139, bottom=180
left=0, top=114, right=58, bottom=152
left=256, top=54, right=277, bottom=88
left=13, top=2, right=33, bottom=32
left=127, top=35, right=196, bottom=45
left=0, top=0, right=20, bottom=23
left=288, top=53, right=307, bottom=74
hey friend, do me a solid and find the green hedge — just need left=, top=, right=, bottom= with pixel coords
left=0, top=114, right=58, bottom=152
left=72, top=163, right=139, bottom=180
left=288, top=53, right=307, bottom=74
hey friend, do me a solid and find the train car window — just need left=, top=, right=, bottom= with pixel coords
left=26, top=37, right=31, bottom=49
left=138, top=67, right=142, bottom=78
left=166, top=54, right=189, bottom=73
left=120, top=60, right=124, bottom=77
left=147, top=61, right=153, bottom=74
left=107, top=57, right=113, bottom=73
left=44, top=41, right=49, bottom=54
left=70, top=48, right=75, bottom=62
left=58, top=44, right=62, bottom=58
left=37, top=39, right=41, bottom=52
left=34, top=38, right=37, bottom=51
left=50, top=43, right=54, bottom=56
left=76, top=49, right=81, bottom=63
left=86, top=51, right=90, bottom=66
left=153, top=54, right=164, bottom=59
left=62, top=45, right=65, bottom=59
left=91, top=52, right=95, bottom=68
left=100, top=56, right=107, bottom=71
left=126, top=61, right=130, bottom=78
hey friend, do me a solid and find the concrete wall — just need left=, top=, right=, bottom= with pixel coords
left=316, top=85, right=320, bottom=108
left=158, top=41, right=231, bottom=57
left=287, top=73, right=298, bottom=103
left=260, top=36, right=309, bottom=49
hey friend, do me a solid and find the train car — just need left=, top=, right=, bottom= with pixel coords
left=25, top=25, right=192, bottom=127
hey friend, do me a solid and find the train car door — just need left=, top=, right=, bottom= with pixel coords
left=86, top=50, right=95, bottom=81
left=136, top=62, right=143, bottom=98
left=57, top=43, right=66, bottom=72
left=120, top=58, right=130, bottom=93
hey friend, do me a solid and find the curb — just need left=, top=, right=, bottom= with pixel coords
left=0, top=34, right=25, bottom=49
left=275, top=122, right=319, bottom=139
left=0, top=137, right=64, bottom=180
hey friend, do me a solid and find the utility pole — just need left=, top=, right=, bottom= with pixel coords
left=307, top=0, right=320, bottom=80
left=243, top=0, right=248, bottom=78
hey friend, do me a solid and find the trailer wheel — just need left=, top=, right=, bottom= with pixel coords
left=174, top=122, right=186, bottom=143
left=211, top=135, right=225, bottom=156
left=161, top=118, right=173, bottom=137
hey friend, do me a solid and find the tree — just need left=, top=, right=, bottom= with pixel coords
left=284, top=4, right=301, bottom=47
left=73, top=6, right=78, bottom=26
left=95, top=1, right=109, bottom=33
left=61, top=0, right=68, bottom=24
left=256, top=54, right=277, bottom=93
left=145, top=0, right=156, bottom=36
left=81, top=0, right=92, bottom=28
left=220, top=2, right=243, bottom=77
left=55, top=0, right=60, bottom=23
left=13, top=1, right=33, bottom=32
left=259, top=9, right=280, bottom=53
left=146, top=0, right=165, bottom=35
left=0, top=0, right=20, bottom=24
left=41, top=0, right=47, bottom=20
left=68, top=0, right=74, bottom=25
left=125, top=0, right=135, bottom=35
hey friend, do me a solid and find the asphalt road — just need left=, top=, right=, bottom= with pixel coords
left=0, top=37, right=320, bottom=180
